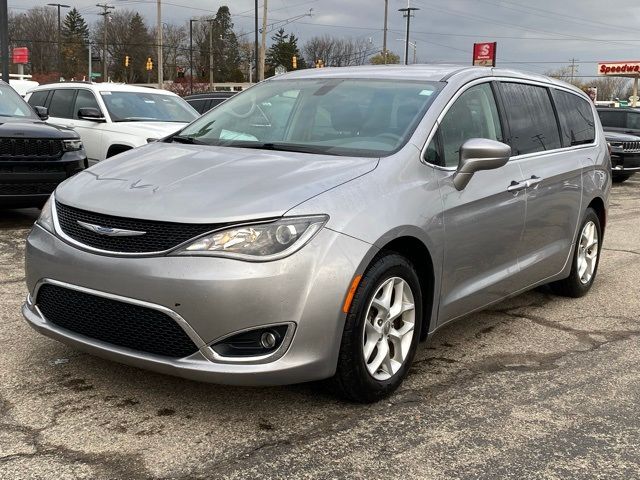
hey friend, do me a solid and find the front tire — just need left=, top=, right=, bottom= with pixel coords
left=550, top=208, right=601, bottom=297
left=612, top=173, right=632, bottom=183
left=330, top=253, right=422, bottom=403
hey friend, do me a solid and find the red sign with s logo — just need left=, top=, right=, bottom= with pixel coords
left=473, top=42, right=497, bottom=67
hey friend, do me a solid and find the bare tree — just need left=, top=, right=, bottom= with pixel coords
left=303, top=35, right=375, bottom=67
left=151, top=23, right=187, bottom=81
left=8, top=7, right=57, bottom=75
left=588, top=77, right=632, bottom=101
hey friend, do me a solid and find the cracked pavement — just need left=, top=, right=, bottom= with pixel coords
left=1, top=178, right=639, bottom=480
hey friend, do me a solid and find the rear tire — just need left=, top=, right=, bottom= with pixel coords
left=612, top=173, right=632, bottom=183
left=549, top=208, right=601, bottom=298
left=330, top=253, right=422, bottom=403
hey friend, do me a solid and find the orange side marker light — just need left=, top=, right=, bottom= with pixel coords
left=342, top=275, right=362, bottom=314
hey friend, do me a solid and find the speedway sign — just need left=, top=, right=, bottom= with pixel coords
left=598, top=61, right=640, bottom=76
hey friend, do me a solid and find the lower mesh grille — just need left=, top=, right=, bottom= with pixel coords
left=36, top=284, right=199, bottom=359
left=0, top=182, right=58, bottom=195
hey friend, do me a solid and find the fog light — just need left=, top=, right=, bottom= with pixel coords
left=260, top=331, right=277, bottom=349
left=211, top=324, right=289, bottom=358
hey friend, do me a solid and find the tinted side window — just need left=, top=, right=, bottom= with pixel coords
left=626, top=112, right=640, bottom=130
left=438, top=83, right=503, bottom=167
left=500, top=83, right=561, bottom=155
left=27, top=90, right=49, bottom=108
left=74, top=89, right=100, bottom=117
left=598, top=110, right=625, bottom=128
left=187, top=99, right=208, bottom=114
left=48, top=89, right=76, bottom=119
left=551, top=90, right=595, bottom=146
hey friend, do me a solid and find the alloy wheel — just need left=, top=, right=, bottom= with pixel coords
left=362, top=277, right=416, bottom=381
left=577, top=220, right=599, bottom=284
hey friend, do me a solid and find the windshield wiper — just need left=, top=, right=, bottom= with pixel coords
left=230, top=142, right=328, bottom=154
left=170, top=135, right=205, bottom=145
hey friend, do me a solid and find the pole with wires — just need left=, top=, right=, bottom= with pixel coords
left=0, top=0, right=8, bottom=83
left=157, top=0, right=163, bottom=88
left=254, top=0, right=259, bottom=83
left=97, top=3, right=114, bottom=82
left=383, top=0, right=388, bottom=64
left=259, top=0, right=267, bottom=81
left=398, top=1, right=419, bottom=66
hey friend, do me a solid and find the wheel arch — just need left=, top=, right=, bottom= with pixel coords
left=375, top=235, right=436, bottom=340
left=587, top=196, right=606, bottom=236
left=106, top=144, right=134, bottom=158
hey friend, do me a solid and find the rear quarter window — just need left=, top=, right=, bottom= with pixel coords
left=48, top=89, right=76, bottom=119
left=598, top=110, right=625, bottom=128
left=551, top=90, right=595, bottom=146
left=500, top=82, right=562, bottom=155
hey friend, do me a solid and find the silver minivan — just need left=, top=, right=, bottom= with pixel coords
left=23, top=66, right=610, bottom=402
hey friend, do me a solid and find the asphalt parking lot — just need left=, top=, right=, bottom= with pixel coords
left=1, top=179, right=639, bottom=480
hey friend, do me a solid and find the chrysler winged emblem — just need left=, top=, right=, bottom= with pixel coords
left=77, top=221, right=146, bottom=237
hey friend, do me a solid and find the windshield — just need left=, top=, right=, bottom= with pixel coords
left=175, top=78, right=443, bottom=157
left=0, top=83, right=37, bottom=119
left=100, top=91, right=198, bottom=123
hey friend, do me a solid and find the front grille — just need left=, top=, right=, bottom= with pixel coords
left=0, top=137, right=63, bottom=161
left=56, top=201, right=224, bottom=254
left=36, top=284, right=199, bottom=358
left=0, top=182, right=58, bottom=195
left=623, top=141, right=640, bottom=153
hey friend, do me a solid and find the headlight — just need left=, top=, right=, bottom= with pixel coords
left=62, top=139, right=83, bottom=151
left=174, top=215, right=328, bottom=261
left=36, top=194, right=55, bottom=233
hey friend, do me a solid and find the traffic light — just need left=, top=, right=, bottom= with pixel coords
left=177, top=67, right=185, bottom=78
left=146, top=57, right=153, bottom=71
left=292, top=55, right=297, bottom=69
left=124, top=55, right=130, bottom=67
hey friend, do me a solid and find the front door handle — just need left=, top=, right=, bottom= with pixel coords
left=507, top=180, right=527, bottom=193
left=526, top=175, right=543, bottom=188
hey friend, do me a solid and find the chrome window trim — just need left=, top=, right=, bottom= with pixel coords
left=31, top=278, right=216, bottom=362
left=420, top=76, right=599, bottom=171
left=207, top=322, right=297, bottom=365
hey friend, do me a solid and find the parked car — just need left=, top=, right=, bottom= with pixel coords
left=604, top=131, right=640, bottom=182
left=25, top=83, right=198, bottom=164
left=184, top=91, right=237, bottom=114
left=597, top=106, right=640, bottom=136
left=0, top=80, right=86, bottom=208
left=23, top=66, right=610, bottom=402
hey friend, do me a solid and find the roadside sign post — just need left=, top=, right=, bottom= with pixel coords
left=598, top=61, right=640, bottom=107
left=472, top=42, right=497, bottom=67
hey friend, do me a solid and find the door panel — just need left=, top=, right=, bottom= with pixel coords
left=437, top=164, right=526, bottom=322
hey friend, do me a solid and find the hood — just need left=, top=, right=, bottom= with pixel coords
left=55, top=142, right=379, bottom=223
left=603, top=131, right=640, bottom=142
left=0, top=117, right=78, bottom=139
left=105, top=121, right=187, bottom=140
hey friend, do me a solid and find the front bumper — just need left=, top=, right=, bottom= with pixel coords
left=0, top=151, right=87, bottom=207
left=611, top=152, right=640, bottom=173
left=23, top=224, right=372, bottom=386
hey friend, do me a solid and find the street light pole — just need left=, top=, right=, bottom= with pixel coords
left=189, top=19, right=197, bottom=94
left=0, top=0, right=8, bottom=83
left=383, top=0, right=388, bottom=65
left=254, top=0, right=259, bottom=83
left=47, top=3, right=70, bottom=79
left=157, top=0, right=163, bottom=88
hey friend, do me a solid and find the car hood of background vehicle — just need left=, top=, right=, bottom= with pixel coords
left=603, top=131, right=640, bottom=142
left=0, top=117, right=77, bottom=138
left=55, top=142, right=379, bottom=223
left=104, top=121, right=187, bottom=139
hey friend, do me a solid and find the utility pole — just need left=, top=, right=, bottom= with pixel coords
left=383, top=0, right=388, bottom=64
left=259, top=0, right=268, bottom=81
left=47, top=4, right=70, bottom=78
left=97, top=4, right=114, bottom=82
left=569, top=58, right=578, bottom=84
left=0, top=0, right=8, bottom=83
left=208, top=18, right=214, bottom=89
left=88, top=43, right=92, bottom=80
left=398, top=1, right=419, bottom=66
left=254, top=0, right=259, bottom=83
left=157, top=0, right=163, bottom=88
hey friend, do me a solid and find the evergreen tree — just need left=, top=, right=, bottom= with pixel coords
left=211, top=7, right=243, bottom=82
left=265, top=28, right=306, bottom=77
left=61, top=8, right=89, bottom=78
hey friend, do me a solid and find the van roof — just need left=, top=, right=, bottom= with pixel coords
left=275, top=64, right=585, bottom=95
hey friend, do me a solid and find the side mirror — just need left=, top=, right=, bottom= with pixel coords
left=452, top=138, right=512, bottom=191
left=33, top=105, right=48, bottom=121
left=78, top=107, right=105, bottom=122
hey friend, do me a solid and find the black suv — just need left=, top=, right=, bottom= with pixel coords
left=184, top=91, right=237, bottom=114
left=597, top=107, right=640, bottom=136
left=0, top=81, right=87, bottom=208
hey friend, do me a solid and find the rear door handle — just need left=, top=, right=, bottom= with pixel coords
left=507, top=180, right=527, bottom=193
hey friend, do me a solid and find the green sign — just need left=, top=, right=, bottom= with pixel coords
left=90, top=73, right=101, bottom=78
left=619, top=100, right=629, bottom=107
